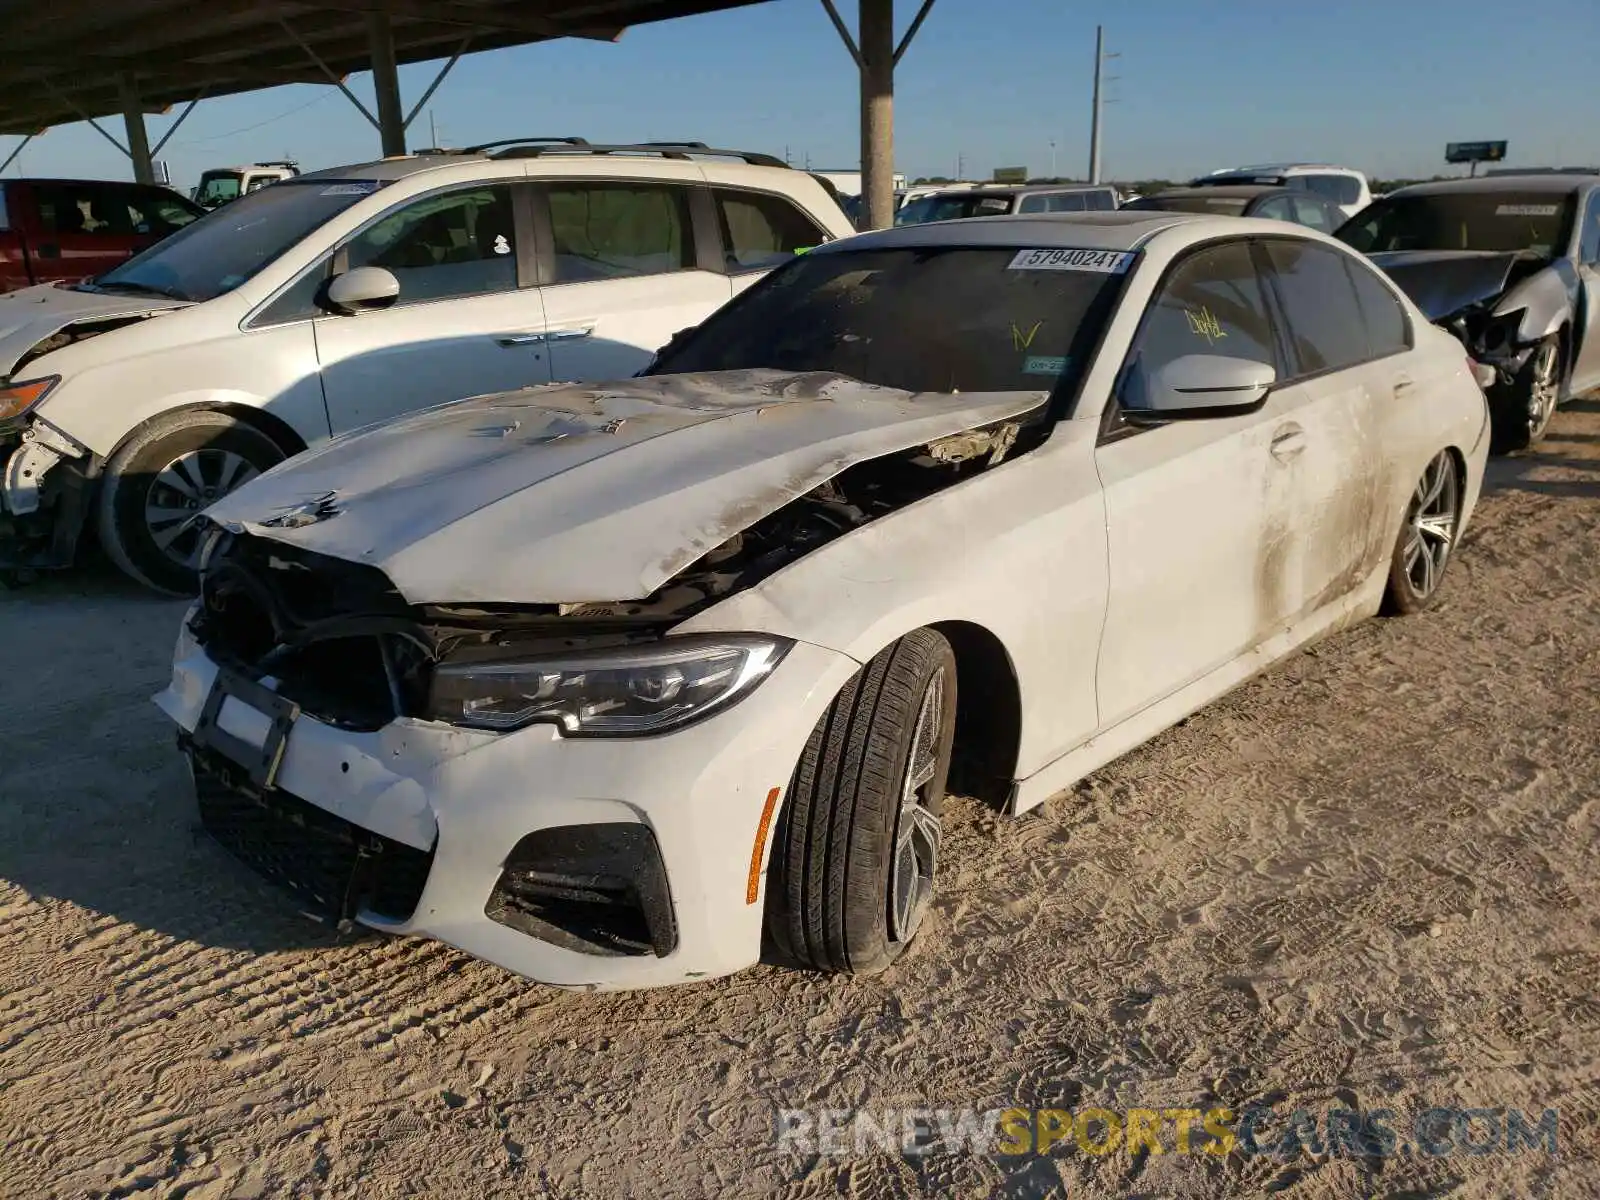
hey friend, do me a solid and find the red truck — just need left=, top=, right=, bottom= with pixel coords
left=0, top=178, right=206, bottom=293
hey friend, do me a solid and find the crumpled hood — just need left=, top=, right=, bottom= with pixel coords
left=205, top=370, right=1047, bottom=605
left=1367, top=249, right=1534, bottom=321
left=0, top=284, right=187, bottom=377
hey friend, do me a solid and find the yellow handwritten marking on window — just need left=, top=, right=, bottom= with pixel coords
left=1011, top=320, right=1042, bottom=350
left=1185, top=306, right=1226, bottom=344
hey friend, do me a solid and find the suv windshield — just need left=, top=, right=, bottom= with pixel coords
left=195, top=172, right=244, bottom=207
left=89, top=179, right=385, bottom=303
left=648, top=245, right=1130, bottom=394
left=896, top=193, right=1015, bottom=225
left=1336, top=191, right=1577, bottom=256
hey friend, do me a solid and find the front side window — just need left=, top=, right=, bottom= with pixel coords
left=1288, top=196, right=1338, bottom=233
left=90, top=179, right=383, bottom=303
left=649, top=245, right=1128, bottom=396
left=546, top=183, right=691, bottom=282
left=195, top=172, right=243, bottom=207
left=1260, top=240, right=1368, bottom=375
left=126, top=189, right=202, bottom=236
left=1251, top=196, right=1294, bottom=222
left=1336, top=191, right=1577, bottom=256
left=1121, top=240, right=1276, bottom=407
left=1087, top=190, right=1118, bottom=211
left=715, top=189, right=824, bottom=272
left=344, top=186, right=517, bottom=303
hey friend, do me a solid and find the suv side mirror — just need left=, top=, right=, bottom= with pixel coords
left=1124, top=353, right=1276, bottom=421
left=326, top=266, right=400, bottom=313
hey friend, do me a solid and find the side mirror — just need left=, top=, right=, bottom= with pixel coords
left=326, top=266, right=400, bottom=313
left=1124, top=353, right=1276, bottom=421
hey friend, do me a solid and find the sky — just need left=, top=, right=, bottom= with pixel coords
left=6, top=0, right=1598, bottom=191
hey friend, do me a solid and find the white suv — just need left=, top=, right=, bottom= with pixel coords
left=1193, top=163, right=1372, bottom=220
left=0, top=139, right=853, bottom=592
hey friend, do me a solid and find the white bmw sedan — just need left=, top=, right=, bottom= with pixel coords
left=156, top=213, right=1490, bottom=990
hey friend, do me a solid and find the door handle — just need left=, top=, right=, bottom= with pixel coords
left=1270, top=424, right=1306, bottom=462
left=495, top=332, right=544, bottom=347
left=544, top=325, right=595, bottom=342
left=1393, top=374, right=1416, bottom=397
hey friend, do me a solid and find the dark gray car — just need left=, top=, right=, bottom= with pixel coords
left=1336, top=173, right=1600, bottom=452
left=1122, top=185, right=1346, bottom=234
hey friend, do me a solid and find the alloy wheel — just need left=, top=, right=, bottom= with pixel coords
left=144, top=448, right=261, bottom=569
left=889, top=666, right=945, bottom=943
left=1402, top=452, right=1460, bottom=601
left=1526, top=340, right=1559, bottom=441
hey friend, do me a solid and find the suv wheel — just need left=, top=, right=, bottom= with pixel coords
left=1382, top=450, right=1460, bottom=615
left=767, top=628, right=957, bottom=974
left=98, top=410, right=285, bottom=594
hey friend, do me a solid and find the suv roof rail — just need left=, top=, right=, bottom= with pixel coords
left=485, top=141, right=789, bottom=168
left=254, top=160, right=299, bottom=169
left=463, top=136, right=592, bottom=154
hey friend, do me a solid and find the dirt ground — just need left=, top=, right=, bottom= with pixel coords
left=2, top=403, right=1598, bottom=1200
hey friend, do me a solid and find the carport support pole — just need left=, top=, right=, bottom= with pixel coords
left=859, top=0, right=895, bottom=230
left=367, top=13, right=407, bottom=157
left=118, top=74, right=155, bottom=185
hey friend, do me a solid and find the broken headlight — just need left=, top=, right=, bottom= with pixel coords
left=427, top=635, right=791, bottom=736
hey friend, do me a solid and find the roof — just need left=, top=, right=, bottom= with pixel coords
left=1209, top=163, right=1360, bottom=175
left=1393, top=174, right=1599, bottom=198
left=816, top=211, right=1196, bottom=254
left=0, top=0, right=775, bottom=136
left=1147, top=185, right=1284, bottom=201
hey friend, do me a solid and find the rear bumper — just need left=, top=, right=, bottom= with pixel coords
left=156, top=622, right=859, bottom=991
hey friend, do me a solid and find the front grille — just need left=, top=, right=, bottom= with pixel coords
left=192, top=749, right=433, bottom=925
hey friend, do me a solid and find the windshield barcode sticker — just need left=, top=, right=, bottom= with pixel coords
left=1009, top=248, right=1134, bottom=273
left=1496, top=204, right=1559, bottom=217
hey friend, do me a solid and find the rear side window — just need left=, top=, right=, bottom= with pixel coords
left=1303, top=175, right=1360, bottom=206
left=1260, top=240, right=1368, bottom=375
left=0, top=187, right=8, bottom=231
left=546, top=183, right=692, bottom=282
left=33, top=183, right=140, bottom=236
left=1345, top=257, right=1411, bottom=358
left=1252, top=196, right=1295, bottom=222
left=127, top=189, right=201, bottom=236
left=1288, top=196, right=1338, bottom=233
left=1580, top=191, right=1600, bottom=265
left=1122, top=240, right=1277, bottom=404
left=715, top=189, right=825, bottom=272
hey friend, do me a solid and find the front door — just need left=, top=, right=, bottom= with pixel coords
left=1570, top=190, right=1600, bottom=393
left=1094, top=239, right=1300, bottom=724
left=314, top=183, right=551, bottom=434
left=534, top=180, right=732, bottom=382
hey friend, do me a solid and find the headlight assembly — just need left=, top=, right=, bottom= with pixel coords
left=0, top=376, right=58, bottom=423
left=427, top=635, right=791, bottom=736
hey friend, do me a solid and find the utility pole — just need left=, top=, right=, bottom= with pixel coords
left=1088, top=26, right=1119, bottom=184
left=1050, top=140, right=1057, bottom=179
left=956, top=150, right=965, bottom=180
left=429, top=110, right=439, bottom=149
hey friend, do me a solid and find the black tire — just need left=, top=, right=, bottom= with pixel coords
left=1489, top=334, right=1561, bottom=455
left=98, top=410, right=286, bottom=595
left=766, top=628, right=957, bottom=975
left=1382, top=450, right=1461, bottom=616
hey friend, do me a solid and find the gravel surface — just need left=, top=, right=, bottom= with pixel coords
left=2, top=404, right=1597, bottom=1199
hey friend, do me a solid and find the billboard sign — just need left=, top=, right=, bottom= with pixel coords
left=1445, top=141, right=1507, bottom=164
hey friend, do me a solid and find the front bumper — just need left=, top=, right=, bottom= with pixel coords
left=0, top=420, right=93, bottom=570
left=155, top=623, right=860, bottom=991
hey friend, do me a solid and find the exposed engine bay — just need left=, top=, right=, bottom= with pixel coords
left=191, top=417, right=1032, bottom=731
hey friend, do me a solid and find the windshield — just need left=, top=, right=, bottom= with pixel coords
left=1336, top=191, right=1577, bottom=256
left=648, top=245, right=1130, bottom=395
left=1127, top=194, right=1252, bottom=216
left=89, top=179, right=385, bottom=303
left=895, top=194, right=1014, bottom=225
left=195, top=172, right=243, bottom=206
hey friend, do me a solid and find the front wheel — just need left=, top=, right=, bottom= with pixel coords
left=1382, top=450, right=1461, bottom=615
left=767, top=629, right=958, bottom=975
left=97, top=410, right=285, bottom=594
left=1490, top=334, right=1560, bottom=454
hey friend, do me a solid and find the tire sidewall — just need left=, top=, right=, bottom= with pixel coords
left=98, top=412, right=284, bottom=594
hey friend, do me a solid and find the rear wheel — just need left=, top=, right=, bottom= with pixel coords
left=97, top=410, right=285, bottom=594
left=1490, top=335, right=1560, bottom=454
left=767, top=629, right=957, bottom=974
left=1382, top=450, right=1461, bottom=615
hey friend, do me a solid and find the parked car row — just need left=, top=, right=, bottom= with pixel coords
left=1, top=140, right=1587, bottom=994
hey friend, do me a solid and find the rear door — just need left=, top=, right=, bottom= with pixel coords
left=314, top=181, right=551, bottom=433
left=533, top=179, right=733, bottom=382
left=1253, top=238, right=1387, bottom=621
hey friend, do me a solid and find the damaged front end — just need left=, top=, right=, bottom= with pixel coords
left=0, top=414, right=94, bottom=572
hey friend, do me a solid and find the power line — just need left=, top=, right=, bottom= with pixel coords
left=172, top=90, right=333, bottom=147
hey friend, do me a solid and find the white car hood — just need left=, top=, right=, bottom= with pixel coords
left=205, top=370, right=1047, bottom=605
left=0, top=284, right=186, bottom=377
